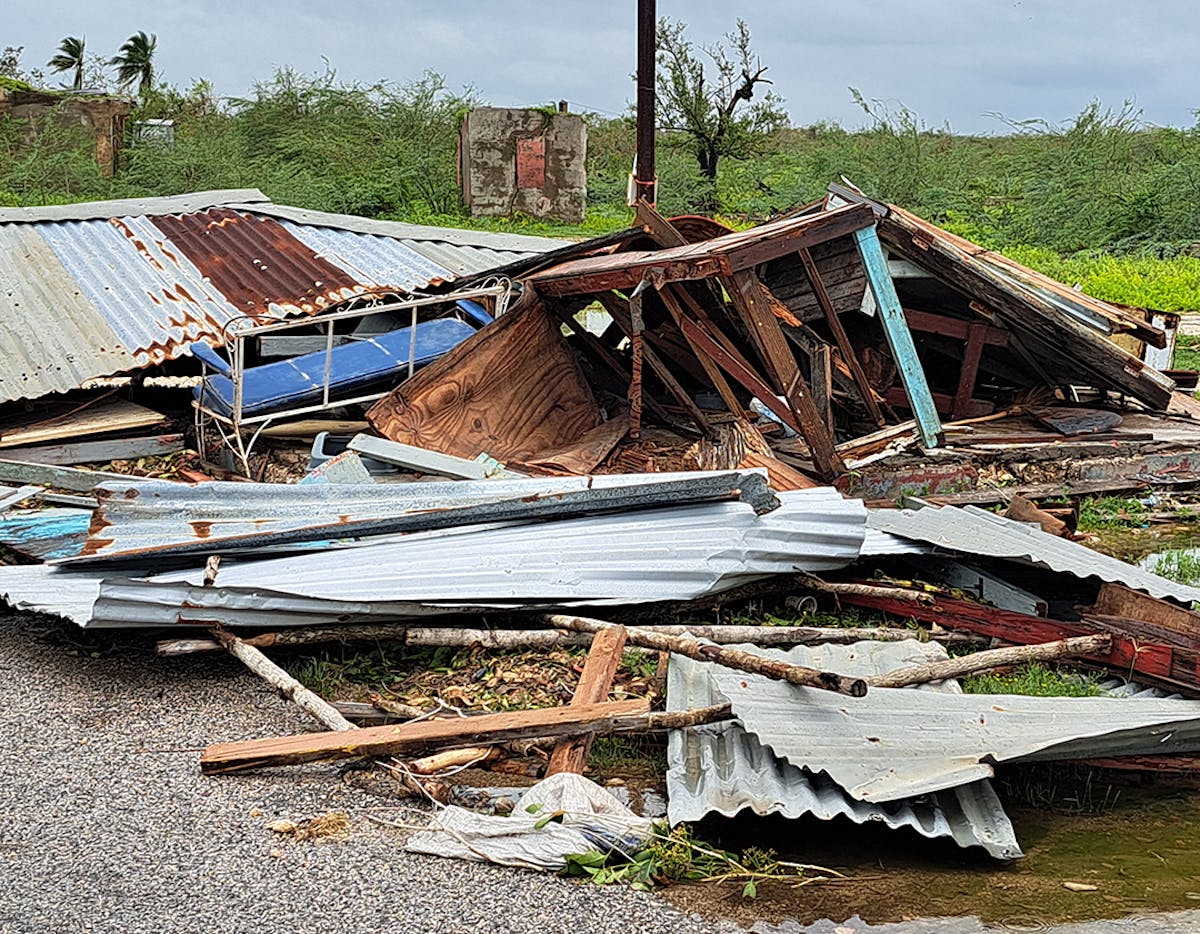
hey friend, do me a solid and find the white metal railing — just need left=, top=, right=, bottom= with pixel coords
left=192, top=281, right=512, bottom=473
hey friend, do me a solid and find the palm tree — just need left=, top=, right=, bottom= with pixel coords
left=47, top=36, right=86, bottom=90
left=109, top=31, right=156, bottom=97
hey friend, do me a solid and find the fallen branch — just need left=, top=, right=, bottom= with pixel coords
left=545, top=614, right=867, bottom=697
left=212, top=628, right=355, bottom=733
left=201, top=700, right=734, bottom=774
left=793, top=574, right=935, bottom=605
left=157, top=623, right=982, bottom=657
left=866, top=634, right=1113, bottom=688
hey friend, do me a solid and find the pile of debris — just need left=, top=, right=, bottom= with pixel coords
left=3, top=184, right=1200, bottom=882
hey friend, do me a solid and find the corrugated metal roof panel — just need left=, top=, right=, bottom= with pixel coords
left=866, top=504, right=1200, bottom=604
left=280, top=222, right=456, bottom=292
left=36, top=216, right=246, bottom=370
left=0, top=224, right=136, bottom=400
left=0, top=189, right=271, bottom=223
left=141, top=487, right=865, bottom=605
left=712, top=644, right=1200, bottom=802
left=70, top=470, right=777, bottom=561
left=0, top=191, right=564, bottom=402
left=666, top=639, right=1022, bottom=860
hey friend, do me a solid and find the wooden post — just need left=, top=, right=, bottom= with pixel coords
left=547, top=624, right=629, bottom=774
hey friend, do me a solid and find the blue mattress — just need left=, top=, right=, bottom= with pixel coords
left=193, top=316, right=478, bottom=418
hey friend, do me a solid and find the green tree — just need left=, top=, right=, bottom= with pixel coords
left=655, top=18, right=787, bottom=209
left=109, top=31, right=157, bottom=97
left=47, top=36, right=87, bottom=90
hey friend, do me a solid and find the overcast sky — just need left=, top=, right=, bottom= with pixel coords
left=8, top=0, right=1199, bottom=133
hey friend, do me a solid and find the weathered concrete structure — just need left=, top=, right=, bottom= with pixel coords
left=0, top=88, right=132, bottom=177
left=459, top=106, right=587, bottom=223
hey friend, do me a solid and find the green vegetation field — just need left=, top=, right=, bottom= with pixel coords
left=4, top=68, right=1200, bottom=310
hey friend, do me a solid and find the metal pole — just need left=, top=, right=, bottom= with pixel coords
left=635, top=0, right=656, bottom=205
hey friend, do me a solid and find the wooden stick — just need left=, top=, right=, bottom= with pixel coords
left=407, top=746, right=497, bottom=775
left=866, top=634, right=1113, bottom=688
left=201, top=699, right=737, bottom=774
left=545, top=614, right=867, bottom=697
left=158, top=623, right=982, bottom=657
left=547, top=624, right=628, bottom=774
left=212, top=628, right=355, bottom=733
left=793, top=574, right=935, bottom=605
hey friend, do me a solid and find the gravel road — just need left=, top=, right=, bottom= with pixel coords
left=0, top=614, right=727, bottom=934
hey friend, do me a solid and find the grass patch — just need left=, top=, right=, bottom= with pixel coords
left=1152, top=549, right=1200, bottom=586
left=961, top=662, right=1104, bottom=697
left=1077, top=495, right=1150, bottom=532
left=587, top=735, right=665, bottom=777
left=1173, top=335, right=1200, bottom=372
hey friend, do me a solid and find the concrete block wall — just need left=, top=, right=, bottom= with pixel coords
left=459, top=106, right=587, bottom=223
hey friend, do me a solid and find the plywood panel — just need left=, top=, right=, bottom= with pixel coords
left=367, top=301, right=602, bottom=463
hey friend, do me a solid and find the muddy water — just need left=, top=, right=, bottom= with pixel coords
left=662, top=775, right=1200, bottom=928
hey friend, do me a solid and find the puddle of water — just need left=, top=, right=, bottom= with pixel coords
left=660, top=770, right=1200, bottom=929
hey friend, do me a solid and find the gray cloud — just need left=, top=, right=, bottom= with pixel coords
left=8, top=0, right=1198, bottom=132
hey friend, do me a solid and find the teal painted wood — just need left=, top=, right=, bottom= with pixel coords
left=854, top=226, right=943, bottom=448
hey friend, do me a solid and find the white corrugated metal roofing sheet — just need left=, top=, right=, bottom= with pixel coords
left=713, top=644, right=1200, bottom=802
left=666, top=639, right=1022, bottom=859
left=866, top=504, right=1200, bottom=604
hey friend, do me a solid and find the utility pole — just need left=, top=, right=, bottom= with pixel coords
left=634, top=0, right=656, bottom=205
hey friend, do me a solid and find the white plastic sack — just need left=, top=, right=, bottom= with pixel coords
left=403, top=772, right=654, bottom=871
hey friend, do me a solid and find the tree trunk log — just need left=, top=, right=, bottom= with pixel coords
left=544, top=614, right=867, bottom=697
left=867, top=634, right=1112, bottom=688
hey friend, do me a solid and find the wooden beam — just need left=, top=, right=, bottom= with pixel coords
left=657, top=286, right=744, bottom=416
left=0, top=434, right=185, bottom=466
left=854, top=226, right=943, bottom=448
left=547, top=624, right=629, bottom=774
left=201, top=699, right=652, bottom=773
left=725, top=271, right=844, bottom=478
left=676, top=315, right=804, bottom=435
left=798, top=246, right=885, bottom=427
left=531, top=204, right=874, bottom=297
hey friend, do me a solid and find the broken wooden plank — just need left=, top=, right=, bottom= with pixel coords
left=854, top=225, right=944, bottom=448
left=0, top=434, right=185, bottom=466
left=798, top=245, right=885, bottom=427
left=867, top=634, right=1112, bottom=688
left=201, top=699, right=652, bottom=773
left=1003, top=494, right=1074, bottom=538
left=547, top=624, right=628, bottom=775
left=530, top=204, right=875, bottom=297
left=545, top=613, right=867, bottom=696
left=257, top=419, right=371, bottom=439
left=725, top=271, right=844, bottom=479
left=0, top=459, right=135, bottom=493
left=0, top=398, right=168, bottom=449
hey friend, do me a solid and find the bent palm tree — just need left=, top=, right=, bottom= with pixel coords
left=47, top=36, right=86, bottom=90
left=109, top=31, right=156, bottom=97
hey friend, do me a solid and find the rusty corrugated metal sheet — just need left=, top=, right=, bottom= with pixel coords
left=0, top=191, right=566, bottom=403
left=151, top=209, right=369, bottom=316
